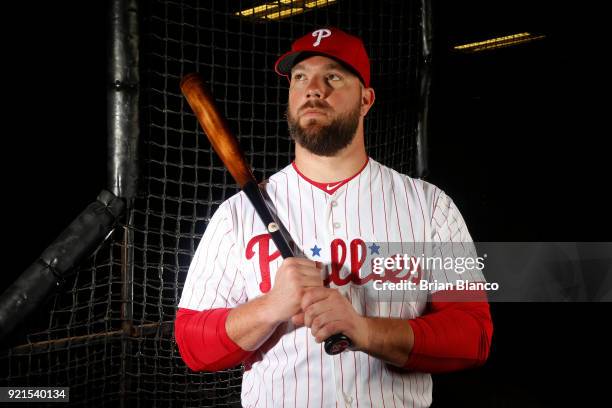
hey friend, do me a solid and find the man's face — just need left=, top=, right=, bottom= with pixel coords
left=286, top=55, right=365, bottom=156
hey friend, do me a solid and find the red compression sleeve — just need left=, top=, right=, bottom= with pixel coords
left=175, top=307, right=254, bottom=372
left=404, top=290, right=493, bottom=373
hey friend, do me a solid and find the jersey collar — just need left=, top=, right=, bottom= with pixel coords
left=292, top=157, right=370, bottom=195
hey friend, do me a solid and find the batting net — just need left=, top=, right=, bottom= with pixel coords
left=1, top=0, right=425, bottom=406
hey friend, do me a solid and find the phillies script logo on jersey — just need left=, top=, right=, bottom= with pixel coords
left=246, top=233, right=422, bottom=293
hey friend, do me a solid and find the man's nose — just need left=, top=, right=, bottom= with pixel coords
left=305, top=76, right=326, bottom=98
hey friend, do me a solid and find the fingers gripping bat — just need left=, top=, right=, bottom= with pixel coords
left=180, top=73, right=352, bottom=355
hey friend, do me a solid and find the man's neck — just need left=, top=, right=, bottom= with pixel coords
left=293, top=134, right=368, bottom=183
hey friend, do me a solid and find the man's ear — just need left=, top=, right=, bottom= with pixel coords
left=360, top=87, right=376, bottom=116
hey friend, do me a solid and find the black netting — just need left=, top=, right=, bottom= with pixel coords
left=1, top=1, right=424, bottom=406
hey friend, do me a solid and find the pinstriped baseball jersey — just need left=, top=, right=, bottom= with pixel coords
left=178, top=157, right=485, bottom=407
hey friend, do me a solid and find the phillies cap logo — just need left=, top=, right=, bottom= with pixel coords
left=312, top=28, right=331, bottom=47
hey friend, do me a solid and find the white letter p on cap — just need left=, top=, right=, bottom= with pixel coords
left=312, top=29, right=332, bottom=47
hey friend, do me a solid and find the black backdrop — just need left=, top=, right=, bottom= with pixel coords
left=3, top=0, right=609, bottom=406
left=426, top=1, right=609, bottom=406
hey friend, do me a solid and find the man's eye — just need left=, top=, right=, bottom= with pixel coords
left=327, top=74, right=341, bottom=81
left=293, top=73, right=305, bottom=81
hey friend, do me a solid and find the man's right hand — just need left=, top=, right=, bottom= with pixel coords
left=264, top=258, right=323, bottom=324
left=225, top=258, right=323, bottom=351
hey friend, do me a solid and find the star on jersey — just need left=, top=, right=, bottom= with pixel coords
left=310, top=245, right=322, bottom=257
left=369, top=242, right=380, bottom=255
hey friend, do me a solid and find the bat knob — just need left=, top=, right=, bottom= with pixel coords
left=324, top=333, right=352, bottom=355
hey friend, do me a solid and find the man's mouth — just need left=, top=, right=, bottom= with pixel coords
left=301, top=109, right=326, bottom=117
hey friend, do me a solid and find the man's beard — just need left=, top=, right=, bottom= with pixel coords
left=287, top=100, right=361, bottom=157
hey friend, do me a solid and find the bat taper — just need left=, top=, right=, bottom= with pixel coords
left=180, top=72, right=352, bottom=355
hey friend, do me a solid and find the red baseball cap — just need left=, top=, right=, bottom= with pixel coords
left=275, top=27, right=371, bottom=87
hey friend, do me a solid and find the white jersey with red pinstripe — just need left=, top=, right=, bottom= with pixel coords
left=178, top=157, right=484, bottom=407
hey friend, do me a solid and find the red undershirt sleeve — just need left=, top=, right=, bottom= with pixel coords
left=175, top=307, right=254, bottom=372
left=404, top=290, right=493, bottom=373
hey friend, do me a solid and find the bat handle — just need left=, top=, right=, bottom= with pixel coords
left=243, top=182, right=294, bottom=257
left=243, top=181, right=353, bottom=354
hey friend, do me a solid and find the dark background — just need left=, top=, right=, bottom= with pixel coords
left=2, top=0, right=608, bottom=406
left=426, top=1, right=608, bottom=407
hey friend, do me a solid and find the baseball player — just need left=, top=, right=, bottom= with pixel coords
left=175, top=27, right=493, bottom=407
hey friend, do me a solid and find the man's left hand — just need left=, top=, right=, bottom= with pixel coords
left=294, top=287, right=369, bottom=350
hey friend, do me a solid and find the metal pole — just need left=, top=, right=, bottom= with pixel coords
left=108, top=0, right=139, bottom=406
left=3, top=322, right=173, bottom=357
left=416, top=0, right=433, bottom=178
left=108, top=2, right=140, bottom=198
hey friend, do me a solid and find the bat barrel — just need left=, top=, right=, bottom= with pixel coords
left=180, top=73, right=255, bottom=188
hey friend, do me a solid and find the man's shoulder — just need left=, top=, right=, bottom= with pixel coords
left=256, top=163, right=297, bottom=195
left=369, top=158, right=443, bottom=198
left=264, top=162, right=296, bottom=184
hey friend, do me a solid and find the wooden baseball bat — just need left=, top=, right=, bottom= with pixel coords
left=180, top=72, right=352, bottom=355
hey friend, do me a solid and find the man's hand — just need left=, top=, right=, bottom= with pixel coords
left=226, top=258, right=322, bottom=351
left=264, top=258, right=324, bottom=324
left=296, top=287, right=370, bottom=351
left=294, top=286, right=415, bottom=365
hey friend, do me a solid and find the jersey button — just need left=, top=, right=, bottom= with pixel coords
left=343, top=393, right=353, bottom=406
left=331, top=200, right=338, bottom=207
left=333, top=222, right=341, bottom=229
